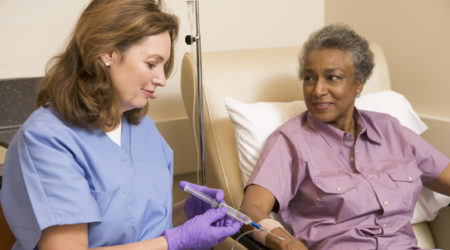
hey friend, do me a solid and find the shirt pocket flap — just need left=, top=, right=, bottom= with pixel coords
left=313, top=174, right=354, bottom=194
left=388, top=166, right=422, bottom=183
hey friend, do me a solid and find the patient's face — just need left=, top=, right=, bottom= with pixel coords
left=302, top=48, right=363, bottom=130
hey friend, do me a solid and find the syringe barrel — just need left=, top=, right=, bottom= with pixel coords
left=219, top=203, right=252, bottom=224
left=183, top=184, right=252, bottom=224
left=184, top=184, right=219, bottom=208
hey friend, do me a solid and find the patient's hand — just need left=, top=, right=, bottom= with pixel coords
left=266, top=227, right=308, bottom=250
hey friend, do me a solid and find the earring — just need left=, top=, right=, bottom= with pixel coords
left=105, top=62, right=111, bottom=67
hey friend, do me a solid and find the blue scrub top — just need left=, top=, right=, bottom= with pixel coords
left=0, top=107, right=174, bottom=249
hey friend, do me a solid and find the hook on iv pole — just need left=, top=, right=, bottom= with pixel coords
left=185, top=35, right=200, bottom=45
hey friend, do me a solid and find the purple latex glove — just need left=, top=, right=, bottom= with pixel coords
left=164, top=207, right=242, bottom=250
left=179, top=181, right=225, bottom=219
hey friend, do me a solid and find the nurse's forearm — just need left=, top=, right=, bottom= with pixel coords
left=39, top=224, right=169, bottom=250
left=172, top=200, right=188, bottom=226
left=91, top=237, right=168, bottom=250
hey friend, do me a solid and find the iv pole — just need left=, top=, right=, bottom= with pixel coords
left=185, top=0, right=206, bottom=185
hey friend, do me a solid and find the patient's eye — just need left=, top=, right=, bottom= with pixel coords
left=327, top=75, right=341, bottom=82
left=303, top=75, right=314, bottom=83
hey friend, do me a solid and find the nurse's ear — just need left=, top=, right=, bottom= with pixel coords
left=99, top=48, right=118, bottom=67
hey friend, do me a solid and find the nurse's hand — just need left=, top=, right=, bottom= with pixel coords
left=164, top=207, right=242, bottom=250
left=179, top=181, right=225, bottom=219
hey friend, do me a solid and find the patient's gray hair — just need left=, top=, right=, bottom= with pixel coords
left=299, top=24, right=374, bottom=84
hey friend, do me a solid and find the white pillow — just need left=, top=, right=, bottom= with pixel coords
left=225, top=90, right=449, bottom=223
left=355, top=90, right=427, bottom=134
left=224, top=97, right=307, bottom=184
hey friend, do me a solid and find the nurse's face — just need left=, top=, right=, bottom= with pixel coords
left=302, top=48, right=363, bottom=130
left=102, top=31, right=171, bottom=114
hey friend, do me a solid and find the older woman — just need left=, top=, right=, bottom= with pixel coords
left=240, top=24, right=450, bottom=249
left=0, top=0, right=240, bottom=249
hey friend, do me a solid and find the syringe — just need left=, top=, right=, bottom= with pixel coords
left=184, top=184, right=284, bottom=241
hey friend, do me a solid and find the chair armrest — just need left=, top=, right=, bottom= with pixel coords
left=233, top=232, right=270, bottom=250
left=429, top=206, right=450, bottom=249
left=0, top=205, right=16, bottom=249
left=214, top=232, right=270, bottom=250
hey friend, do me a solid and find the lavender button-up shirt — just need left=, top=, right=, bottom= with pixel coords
left=247, top=109, right=449, bottom=249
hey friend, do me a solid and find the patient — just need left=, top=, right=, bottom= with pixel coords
left=240, top=24, right=450, bottom=249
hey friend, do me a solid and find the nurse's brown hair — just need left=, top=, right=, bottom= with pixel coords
left=36, top=0, right=178, bottom=130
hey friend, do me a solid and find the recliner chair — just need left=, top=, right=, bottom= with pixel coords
left=180, top=43, right=450, bottom=249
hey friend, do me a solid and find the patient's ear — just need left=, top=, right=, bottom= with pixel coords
left=355, top=81, right=364, bottom=96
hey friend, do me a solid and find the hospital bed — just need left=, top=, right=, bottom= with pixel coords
left=180, top=43, right=450, bottom=249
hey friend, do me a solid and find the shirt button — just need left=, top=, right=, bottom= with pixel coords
left=367, top=174, right=372, bottom=179
left=383, top=201, right=389, bottom=206
left=355, top=150, right=358, bottom=153
left=382, top=224, right=387, bottom=227
left=337, top=187, right=342, bottom=192
left=408, top=176, right=412, bottom=181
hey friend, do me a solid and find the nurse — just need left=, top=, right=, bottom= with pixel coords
left=0, top=0, right=241, bottom=249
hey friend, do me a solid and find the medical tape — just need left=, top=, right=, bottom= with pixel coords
left=253, top=218, right=284, bottom=244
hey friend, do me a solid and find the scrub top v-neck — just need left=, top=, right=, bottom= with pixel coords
left=0, top=107, right=174, bottom=250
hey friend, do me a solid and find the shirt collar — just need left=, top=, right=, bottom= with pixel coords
left=306, top=112, right=345, bottom=152
left=353, top=108, right=382, bottom=144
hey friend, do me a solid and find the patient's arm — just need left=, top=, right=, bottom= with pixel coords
left=425, top=163, right=450, bottom=196
left=240, top=184, right=276, bottom=223
left=240, top=184, right=307, bottom=250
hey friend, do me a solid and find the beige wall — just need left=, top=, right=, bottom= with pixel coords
left=0, top=0, right=91, bottom=78
left=0, top=0, right=324, bottom=121
left=325, top=0, right=450, bottom=119
left=0, top=0, right=324, bottom=174
left=325, top=0, right=450, bottom=156
left=150, top=0, right=325, bottom=121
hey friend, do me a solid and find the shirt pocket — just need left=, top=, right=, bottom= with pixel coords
left=310, top=173, right=357, bottom=221
left=387, top=165, right=423, bottom=208
left=313, top=174, right=355, bottom=195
